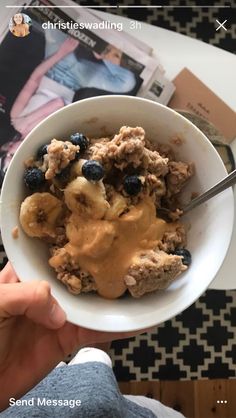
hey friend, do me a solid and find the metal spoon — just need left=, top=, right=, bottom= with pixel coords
left=158, top=168, right=236, bottom=218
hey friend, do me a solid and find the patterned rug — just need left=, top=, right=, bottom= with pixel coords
left=110, top=290, right=236, bottom=380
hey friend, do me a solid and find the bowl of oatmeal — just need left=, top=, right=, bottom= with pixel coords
left=0, top=96, right=234, bottom=331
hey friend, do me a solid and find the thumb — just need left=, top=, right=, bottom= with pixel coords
left=0, top=281, right=66, bottom=329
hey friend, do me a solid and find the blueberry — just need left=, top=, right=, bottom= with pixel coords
left=70, top=133, right=88, bottom=152
left=24, top=167, right=45, bottom=190
left=174, top=248, right=192, bottom=266
left=82, top=160, right=104, bottom=181
left=36, top=144, right=48, bottom=160
left=123, top=175, right=142, bottom=196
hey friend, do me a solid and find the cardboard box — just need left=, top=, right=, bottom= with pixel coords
left=169, top=68, right=236, bottom=144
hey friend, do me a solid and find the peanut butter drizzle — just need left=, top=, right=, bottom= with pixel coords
left=65, top=198, right=178, bottom=299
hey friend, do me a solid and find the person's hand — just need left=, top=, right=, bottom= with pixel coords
left=57, top=37, right=79, bottom=58
left=0, top=263, right=150, bottom=411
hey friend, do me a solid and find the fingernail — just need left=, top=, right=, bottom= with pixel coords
left=50, top=303, right=66, bottom=326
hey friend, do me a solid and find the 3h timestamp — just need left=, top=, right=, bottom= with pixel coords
left=129, top=20, right=142, bottom=30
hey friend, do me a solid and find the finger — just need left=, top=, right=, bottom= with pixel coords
left=0, top=262, right=19, bottom=283
left=0, top=281, right=66, bottom=329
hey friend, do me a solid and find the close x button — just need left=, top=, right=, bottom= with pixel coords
left=215, top=19, right=228, bottom=31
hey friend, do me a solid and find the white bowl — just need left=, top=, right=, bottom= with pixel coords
left=0, top=96, right=234, bottom=332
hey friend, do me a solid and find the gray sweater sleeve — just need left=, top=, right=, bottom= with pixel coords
left=1, top=362, right=156, bottom=418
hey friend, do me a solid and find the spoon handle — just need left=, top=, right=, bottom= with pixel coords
left=183, top=168, right=236, bottom=214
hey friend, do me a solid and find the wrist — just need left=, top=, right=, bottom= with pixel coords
left=54, top=50, right=64, bottom=60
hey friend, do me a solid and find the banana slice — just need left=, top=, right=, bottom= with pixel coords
left=64, top=177, right=109, bottom=219
left=20, top=192, right=63, bottom=238
left=70, top=159, right=87, bottom=179
left=105, top=191, right=128, bottom=221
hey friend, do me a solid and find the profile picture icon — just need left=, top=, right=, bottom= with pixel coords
left=9, top=13, right=31, bottom=37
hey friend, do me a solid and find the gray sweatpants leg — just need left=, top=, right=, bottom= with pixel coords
left=71, top=348, right=186, bottom=418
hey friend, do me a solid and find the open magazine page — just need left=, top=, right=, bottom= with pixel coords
left=0, top=0, right=175, bottom=179
left=47, top=0, right=173, bottom=101
left=26, top=0, right=162, bottom=96
left=0, top=1, right=139, bottom=174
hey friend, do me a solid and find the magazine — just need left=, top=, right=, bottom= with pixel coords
left=0, top=0, right=175, bottom=178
